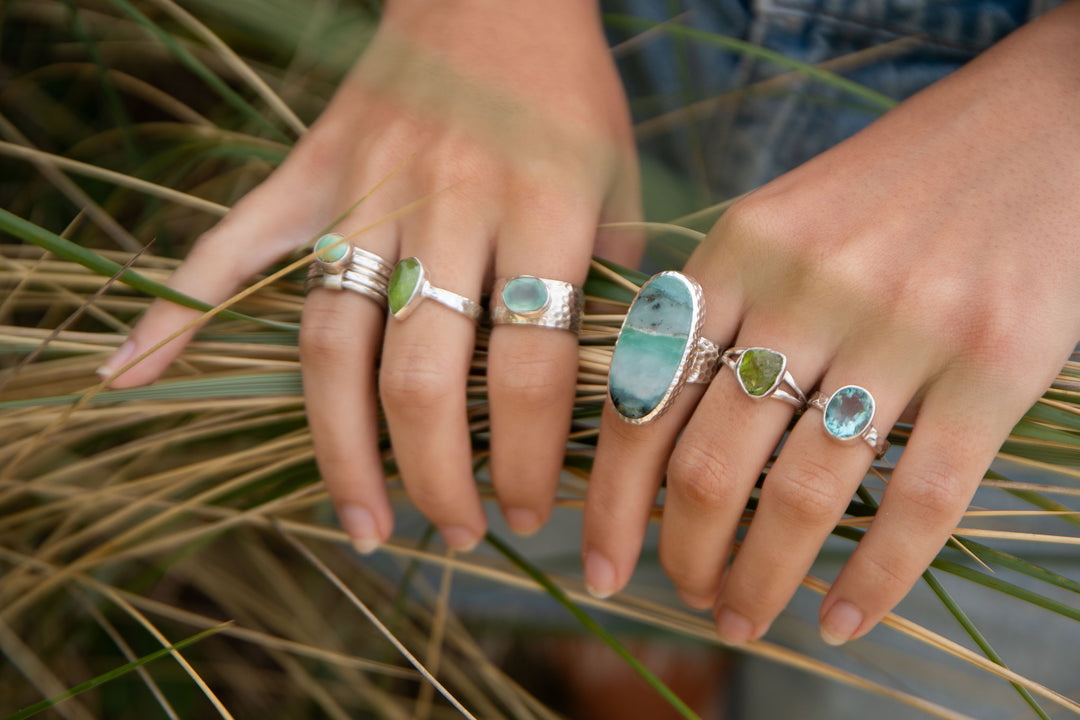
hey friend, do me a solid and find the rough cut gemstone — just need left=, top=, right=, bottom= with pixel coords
left=737, top=348, right=784, bottom=397
left=502, top=276, right=548, bottom=314
left=824, top=386, right=874, bottom=439
left=388, top=257, right=422, bottom=316
left=609, top=273, right=695, bottom=421
left=314, top=233, right=348, bottom=264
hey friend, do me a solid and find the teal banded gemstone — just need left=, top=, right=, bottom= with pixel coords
left=737, top=348, right=784, bottom=397
left=609, top=273, right=696, bottom=421
left=388, top=257, right=422, bottom=316
left=824, top=386, right=874, bottom=439
left=502, top=276, right=548, bottom=314
left=314, top=233, right=348, bottom=264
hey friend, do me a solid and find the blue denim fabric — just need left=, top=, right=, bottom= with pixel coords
left=605, top=0, right=1061, bottom=205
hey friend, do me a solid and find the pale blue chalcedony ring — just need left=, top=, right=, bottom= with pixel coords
left=808, top=385, right=890, bottom=458
left=305, top=233, right=392, bottom=308
left=490, top=276, right=584, bottom=332
left=608, top=271, right=719, bottom=425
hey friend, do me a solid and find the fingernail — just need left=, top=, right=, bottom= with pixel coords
left=584, top=549, right=617, bottom=599
left=504, top=508, right=541, bottom=536
left=96, top=340, right=135, bottom=381
left=715, top=606, right=755, bottom=645
left=439, top=525, right=481, bottom=552
left=821, top=601, right=863, bottom=646
left=340, top=505, right=381, bottom=555
left=677, top=590, right=715, bottom=610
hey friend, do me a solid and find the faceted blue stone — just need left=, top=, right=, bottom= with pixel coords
left=609, top=273, right=695, bottom=421
left=824, top=386, right=874, bottom=439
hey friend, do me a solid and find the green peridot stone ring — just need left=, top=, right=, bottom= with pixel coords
left=720, top=346, right=807, bottom=410
left=387, top=257, right=482, bottom=321
left=608, top=271, right=719, bottom=425
left=305, top=233, right=392, bottom=308
left=808, top=385, right=890, bottom=458
left=490, top=276, right=584, bottom=332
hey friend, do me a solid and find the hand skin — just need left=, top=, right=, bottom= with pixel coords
left=99, top=1, right=640, bottom=552
left=584, top=0, right=1080, bottom=646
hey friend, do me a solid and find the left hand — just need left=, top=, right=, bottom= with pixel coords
left=582, top=1, right=1080, bottom=645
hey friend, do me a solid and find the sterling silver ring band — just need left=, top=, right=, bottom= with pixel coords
left=808, top=385, right=890, bottom=458
left=306, top=233, right=392, bottom=307
left=490, top=276, right=584, bottom=332
left=721, top=347, right=807, bottom=409
left=388, top=257, right=482, bottom=322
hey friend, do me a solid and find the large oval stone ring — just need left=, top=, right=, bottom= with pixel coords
left=721, top=347, right=807, bottom=410
left=609, top=271, right=719, bottom=425
left=490, top=276, right=584, bottom=332
left=807, top=385, right=890, bottom=457
left=305, top=233, right=392, bottom=308
left=387, top=257, right=483, bottom=321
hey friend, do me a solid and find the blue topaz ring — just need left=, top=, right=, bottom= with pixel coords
left=808, top=386, right=890, bottom=457
left=388, top=257, right=482, bottom=321
left=721, top=347, right=807, bottom=409
left=609, top=271, right=719, bottom=425
left=490, top=276, right=584, bottom=332
left=306, top=233, right=392, bottom=308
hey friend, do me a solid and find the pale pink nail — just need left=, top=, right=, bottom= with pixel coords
left=821, top=601, right=864, bottom=646
left=504, top=508, right=542, bottom=536
left=439, top=525, right=481, bottom=552
left=715, top=606, right=755, bottom=645
left=96, top=340, right=135, bottom=381
left=584, top=549, right=617, bottom=599
left=340, top=505, right=381, bottom=555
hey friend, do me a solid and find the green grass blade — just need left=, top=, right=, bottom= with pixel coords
left=603, top=14, right=897, bottom=112
left=2, top=622, right=230, bottom=720
left=922, top=570, right=1051, bottom=720
left=0, top=209, right=295, bottom=330
left=103, top=0, right=289, bottom=142
left=485, top=533, right=702, bottom=720
left=930, top=558, right=1080, bottom=623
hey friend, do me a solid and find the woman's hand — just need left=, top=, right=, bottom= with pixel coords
left=101, top=0, right=639, bottom=552
left=583, top=0, right=1080, bottom=644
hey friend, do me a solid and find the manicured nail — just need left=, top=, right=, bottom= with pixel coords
left=439, top=525, right=481, bottom=552
left=96, top=340, right=135, bottom=381
left=584, top=549, right=617, bottom=599
left=715, top=606, right=754, bottom=645
left=821, top=601, right=863, bottom=646
left=504, top=508, right=541, bottom=536
left=677, top=590, right=715, bottom=610
left=340, top=505, right=381, bottom=555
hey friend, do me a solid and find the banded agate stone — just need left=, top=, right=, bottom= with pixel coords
left=609, top=272, right=696, bottom=422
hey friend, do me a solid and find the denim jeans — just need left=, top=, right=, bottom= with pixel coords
left=605, top=0, right=1061, bottom=205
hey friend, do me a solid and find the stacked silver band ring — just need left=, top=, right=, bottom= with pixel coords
left=721, top=347, right=807, bottom=409
left=388, top=256, right=482, bottom=321
left=490, top=276, right=584, bottom=332
left=305, top=233, right=392, bottom=308
left=808, top=385, right=890, bottom=457
left=609, top=271, right=719, bottom=424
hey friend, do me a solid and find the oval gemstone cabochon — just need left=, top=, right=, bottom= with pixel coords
left=609, top=273, right=696, bottom=421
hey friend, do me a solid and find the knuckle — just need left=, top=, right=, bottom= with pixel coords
left=893, top=463, right=966, bottom=524
left=489, top=349, right=567, bottom=409
left=379, top=348, right=457, bottom=412
left=300, top=319, right=362, bottom=365
left=667, top=442, right=737, bottom=513
left=859, top=549, right=912, bottom=596
left=769, top=457, right=848, bottom=525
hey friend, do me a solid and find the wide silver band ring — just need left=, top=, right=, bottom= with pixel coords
left=388, top=257, right=482, bottom=322
left=609, top=271, right=719, bottom=424
left=808, top=385, right=890, bottom=458
left=490, top=276, right=584, bottom=332
left=306, top=233, right=392, bottom=307
left=721, top=347, right=807, bottom=409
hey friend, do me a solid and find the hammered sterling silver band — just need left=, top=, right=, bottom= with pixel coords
left=721, top=347, right=807, bottom=409
left=388, top=256, right=482, bottom=321
left=609, top=271, right=719, bottom=425
left=306, top=233, right=392, bottom=308
left=808, top=385, right=890, bottom=458
left=490, top=276, right=584, bottom=332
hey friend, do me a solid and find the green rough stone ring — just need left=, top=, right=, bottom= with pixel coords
left=720, top=347, right=807, bottom=410
left=808, top=385, right=890, bottom=458
left=490, top=276, right=584, bottom=332
left=608, top=271, right=719, bottom=425
left=387, top=257, right=482, bottom=321
left=305, top=233, right=393, bottom=308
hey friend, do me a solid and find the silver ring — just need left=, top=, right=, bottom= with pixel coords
left=808, top=385, right=890, bottom=457
left=490, top=276, right=584, bottom=332
left=609, top=271, right=719, bottom=424
left=388, top=257, right=482, bottom=321
left=721, top=347, right=807, bottom=409
left=306, top=233, right=392, bottom=307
